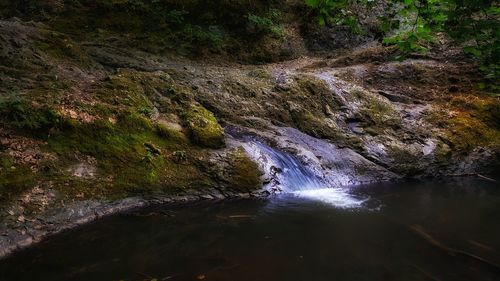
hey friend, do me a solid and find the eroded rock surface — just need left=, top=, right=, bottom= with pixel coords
left=1, top=13, right=499, bottom=259
left=228, top=124, right=398, bottom=192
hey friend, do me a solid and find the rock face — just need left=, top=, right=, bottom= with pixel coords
left=0, top=3, right=499, bottom=259
left=178, top=55, right=498, bottom=179
left=184, top=105, right=225, bottom=148
left=227, top=124, right=398, bottom=193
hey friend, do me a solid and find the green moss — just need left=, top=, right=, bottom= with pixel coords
left=0, top=97, right=61, bottom=133
left=94, top=70, right=174, bottom=114
left=118, top=111, right=154, bottom=131
left=0, top=155, right=36, bottom=203
left=357, top=94, right=402, bottom=132
left=75, top=102, right=116, bottom=119
left=288, top=108, right=359, bottom=146
left=48, top=115, right=163, bottom=188
left=43, top=110, right=217, bottom=197
left=295, top=76, right=336, bottom=100
left=96, top=75, right=150, bottom=108
left=430, top=96, right=500, bottom=152
left=448, top=114, right=500, bottom=151
left=35, top=32, right=95, bottom=68
left=478, top=102, right=500, bottom=129
left=0, top=68, right=224, bottom=199
left=183, top=105, right=225, bottom=148
left=228, top=148, right=262, bottom=191
left=448, top=95, right=499, bottom=126
left=155, top=123, right=188, bottom=144
left=386, top=145, right=422, bottom=176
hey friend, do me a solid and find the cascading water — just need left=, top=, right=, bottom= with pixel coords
left=250, top=142, right=324, bottom=192
left=242, top=140, right=367, bottom=208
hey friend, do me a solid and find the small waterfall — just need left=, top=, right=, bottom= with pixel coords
left=242, top=140, right=367, bottom=208
left=250, top=141, right=324, bottom=192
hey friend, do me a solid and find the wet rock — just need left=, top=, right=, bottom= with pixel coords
left=228, top=124, right=399, bottom=191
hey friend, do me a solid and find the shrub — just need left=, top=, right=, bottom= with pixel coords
left=247, top=9, right=284, bottom=37
left=380, top=0, right=499, bottom=95
left=304, top=0, right=363, bottom=33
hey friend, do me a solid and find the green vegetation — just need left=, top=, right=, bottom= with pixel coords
left=0, top=155, right=36, bottom=203
left=303, top=0, right=499, bottom=95
left=49, top=115, right=162, bottom=188
left=247, top=9, right=285, bottom=38
left=380, top=0, right=499, bottom=93
left=1, top=0, right=295, bottom=60
left=0, top=65, right=237, bottom=199
left=42, top=111, right=218, bottom=197
left=155, top=124, right=187, bottom=144
left=391, top=0, right=500, bottom=95
left=183, top=105, right=225, bottom=149
left=172, top=150, right=188, bottom=163
left=228, top=148, right=262, bottom=192
left=35, top=31, right=95, bottom=68
left=445, top=96, right=500, bottom=150
left=0, top=98, right=60, bottom=132
left=95, top=71, right=159, bottom=111
left=304, top=0, right=365, bottom=33
left=0, top=0, right=497, bottom=205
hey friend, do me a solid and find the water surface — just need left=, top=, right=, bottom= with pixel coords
left=1, top=178, right=499, bottom=281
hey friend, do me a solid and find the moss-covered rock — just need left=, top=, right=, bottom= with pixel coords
left=0, top=2, right=499, bottom=221
left=41, top=112, right=218, bottom=197
left=184, top=105, right=225, bottom=148
left=228, top=148, right=262, bottom=191
left=35, top=31, right=96, bottom=69
left=90, top=69, right=174, bottom=108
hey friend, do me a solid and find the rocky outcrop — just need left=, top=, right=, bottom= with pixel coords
left=227, top=123, right=398, bottom=191
left=0, top=11, right=499, bottom=259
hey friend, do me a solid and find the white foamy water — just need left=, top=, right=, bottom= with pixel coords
left=242, top=140, right=367, bottom=208
left=242, top=141, right=325, bottom=192
left=292, top=188, right=367, bottom=208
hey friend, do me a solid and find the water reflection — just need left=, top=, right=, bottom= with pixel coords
left=1, top=178, right=499, bottom=281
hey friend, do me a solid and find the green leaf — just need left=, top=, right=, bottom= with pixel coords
left=318, top=16, right=326, bottom=26
left=486, top=6, right=500, bottom=15
left=463, top=46, right=482, bottom=57
left=305, top=0, right=320, bottom=8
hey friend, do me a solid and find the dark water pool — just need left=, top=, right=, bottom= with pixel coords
left=1, top=178, right=500, bottom=281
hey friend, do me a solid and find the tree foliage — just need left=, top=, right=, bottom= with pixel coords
left=304, top=0, right=372, bottom=33
left=305, top=0, right=499, bottom=95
